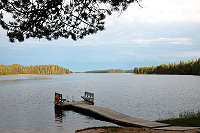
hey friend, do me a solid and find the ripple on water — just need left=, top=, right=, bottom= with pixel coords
left=0, top=74, right=200, bottom=132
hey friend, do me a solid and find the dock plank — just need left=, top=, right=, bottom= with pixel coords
left=73, top=103, right=169, bottom=128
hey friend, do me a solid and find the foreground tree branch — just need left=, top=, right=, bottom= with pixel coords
left=0, top=0, right=140, bottom=43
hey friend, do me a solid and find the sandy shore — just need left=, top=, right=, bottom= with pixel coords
left=76, top=127, right=200, bottom=133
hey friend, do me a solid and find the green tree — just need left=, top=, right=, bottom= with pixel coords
left=134, top=58, right=200, bottom=75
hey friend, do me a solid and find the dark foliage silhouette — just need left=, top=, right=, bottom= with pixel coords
left=0, top=0, right=140, bottom=42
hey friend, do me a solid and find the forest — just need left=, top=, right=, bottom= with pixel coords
left=86, top=69, right=126, bottom=73
left=0, top=64, right=70, bottom=75
left=134, top=58, right=200, bottom=75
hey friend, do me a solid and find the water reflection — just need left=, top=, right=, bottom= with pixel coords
left=54, top=106, right=121, bottom=126
left=1, top=74, right=200, bottom=133
left=55, top=108, right=66, bottom=124
left=0, top=77, right=50, bottom=83
left=54, top=106, right=117, bottom=133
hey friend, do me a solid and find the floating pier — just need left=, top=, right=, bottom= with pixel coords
left=55, top=100, right=169, bottom=128
left=55, top=92, right=200, bottom=131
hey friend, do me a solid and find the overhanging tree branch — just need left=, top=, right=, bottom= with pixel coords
left=0, top=0, right=141, bottom=43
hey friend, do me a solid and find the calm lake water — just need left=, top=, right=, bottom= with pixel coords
left=0, top=74, right=200, bottom=133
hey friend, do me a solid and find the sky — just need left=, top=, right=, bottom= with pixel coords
left=0, top=0, right=200, bottom=72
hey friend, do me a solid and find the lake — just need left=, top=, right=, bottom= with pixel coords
left=0, top=74, right=200, bottom=133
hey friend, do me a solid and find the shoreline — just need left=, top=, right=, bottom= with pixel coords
left=0, top=73, right=199, bottom=76
left=75, top=126, right=200, bottom=133
left=0, top=74, right=70, bottom=75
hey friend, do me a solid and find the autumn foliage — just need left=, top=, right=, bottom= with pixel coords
left=0, top=64, right=70, bottom=75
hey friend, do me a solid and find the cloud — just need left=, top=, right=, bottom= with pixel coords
left=118, top=0, right=200, bottom=24
left=73, top=41, right=95, bottom=46
left=165, top=51, right=200, bottom=63
left=131, top=38, right=192, bottom=45
left=174, top=51, right=200, bottom=58
left=159, top=38, right=192, bottom=45
left=72, top=36, right=100, bottom=46
left=116, top=51, right=136, bottom=56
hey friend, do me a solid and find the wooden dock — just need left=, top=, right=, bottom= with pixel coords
left=54, top=92, right=200, bottom=131
left=56, top=101, right=200, bottom=131
left=56, top=101, right=169, bottom=128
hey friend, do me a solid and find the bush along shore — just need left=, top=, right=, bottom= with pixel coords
left=157, top=111, right=200, bottom=127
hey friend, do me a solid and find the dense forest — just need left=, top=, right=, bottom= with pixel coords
left=0, top=64, right=70, bottom=75
left=134, top=58, right=200, bottom=75
left=86, top=69, right=126, bottom=73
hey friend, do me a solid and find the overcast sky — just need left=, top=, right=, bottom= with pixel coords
left=0, top=0, right=200, bottom=72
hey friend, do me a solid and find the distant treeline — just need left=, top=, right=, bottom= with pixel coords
left=134, top=58, right=200, bottom=75
left=85, top=69, right=133, bottom=73
left=0, top=64, right=70, bottom=75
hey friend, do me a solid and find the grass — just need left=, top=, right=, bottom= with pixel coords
left=157, top=111, right=200, bottom=127
left=108, top=127, right=119, bottom=132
